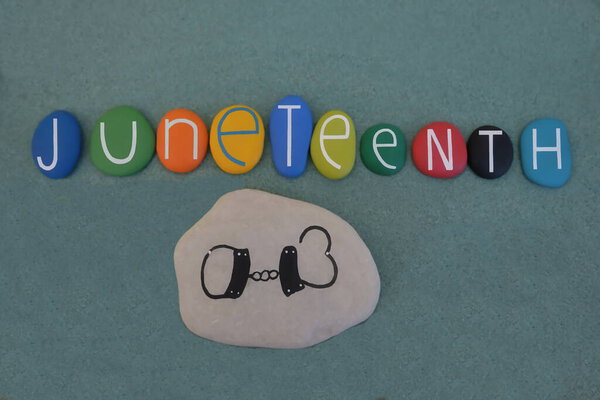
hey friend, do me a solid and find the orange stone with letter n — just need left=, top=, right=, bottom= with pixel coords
left=156, top=109, right=208, bottom=173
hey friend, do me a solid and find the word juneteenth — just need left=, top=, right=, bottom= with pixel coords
left=31, top=95, right=572, bottom=188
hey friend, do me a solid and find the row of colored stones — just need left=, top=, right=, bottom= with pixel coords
left=31, top=95, right=571, bottom=188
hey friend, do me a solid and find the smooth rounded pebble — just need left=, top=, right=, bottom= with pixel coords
left=520, top=118, right=571, bottom=188
left=156, top=109, right=208, bottom=173
left=90, top=106, right=155, bottom=176
left=209, top=105, right=265, bottom=174
left=32, top=110, right=82, bottom=179
left=412, top=121, right=467, bottom=179
left=269, top=95, right=313, bottom=178
left=174, top=189, right=380, bottom=348
left=310, top=110, right=356, bottom=179
left=360, top=123, right=406, bottom=175
left=467, top=125, right=513, bottom=179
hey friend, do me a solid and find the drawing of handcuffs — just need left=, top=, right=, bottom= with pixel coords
left=200, top=226, right=338, bottom=299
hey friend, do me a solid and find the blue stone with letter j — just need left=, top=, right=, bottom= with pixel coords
left=31, top=110, right=82, bottom=179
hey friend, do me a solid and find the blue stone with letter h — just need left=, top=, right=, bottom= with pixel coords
left=520, top=118, right=571, bottom=188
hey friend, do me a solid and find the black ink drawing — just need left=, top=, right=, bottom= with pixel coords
left=200, top=226, right=338, bottom=299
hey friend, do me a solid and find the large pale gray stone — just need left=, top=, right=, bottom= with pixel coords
left=174, top=189, right=380, bottom=348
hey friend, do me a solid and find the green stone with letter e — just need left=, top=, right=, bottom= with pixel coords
left=360, top=123, right=406, bottom=175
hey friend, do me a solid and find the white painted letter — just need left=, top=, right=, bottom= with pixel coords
left=277, top=105, right=301, bottom=167
left=533, top=128, right=562, bottom=170
left=372, top=128, right=397, bottom=170
left=478, top=130, right=503, bottom=173
left=319, top=114, right=350, bottom=170
left=37, top=118, right=59, bottom=171
left=427, top=128, right=453, bottom=171
left=100, top=121, right=137, bottom=164
left=164, top=118, right=198, bottom=160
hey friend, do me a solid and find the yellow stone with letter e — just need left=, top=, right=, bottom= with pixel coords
left=209, top=105, right=265, bottom=174
left=310, top=110, right=356, bottom=179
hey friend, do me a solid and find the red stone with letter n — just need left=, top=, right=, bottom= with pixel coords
left=412, top=121, right=467, bottom=178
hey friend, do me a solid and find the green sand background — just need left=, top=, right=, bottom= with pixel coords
left=1, top=1, right=599, bottom=399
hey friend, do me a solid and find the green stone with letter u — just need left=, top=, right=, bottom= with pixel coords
left=90, top=106, right=155, bottom=176
left=360, top=123, right=406, bottom=175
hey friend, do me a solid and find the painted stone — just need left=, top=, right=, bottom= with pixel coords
left=310, top=110, right=356, bottom=179
left=156, top=109, right=208, bottom=173
left=90, top=106, right=155, bottom=176
left=31, top=110, right=82, bottom=179
left=520, top=118, right=571, bottom=188
left=467, top=125, right=513, bottom=179
left=209, top=105, right=265, bottom=174
left=174, top=189, right=380, bottom=349
left=360, top=123, right=406, bottom=175
left=269, top=95, right=313, bottom=178
left=412, top=121, right=467, bottom=179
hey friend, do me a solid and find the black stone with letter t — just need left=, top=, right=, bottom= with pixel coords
left=467, top=125, right=513, bottom=179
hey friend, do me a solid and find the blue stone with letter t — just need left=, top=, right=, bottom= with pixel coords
left=269, top=95, right=313, bottom=178
left=31, top=110, right=82, bottom=179
left=520, top=118, right=571, bottom=188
